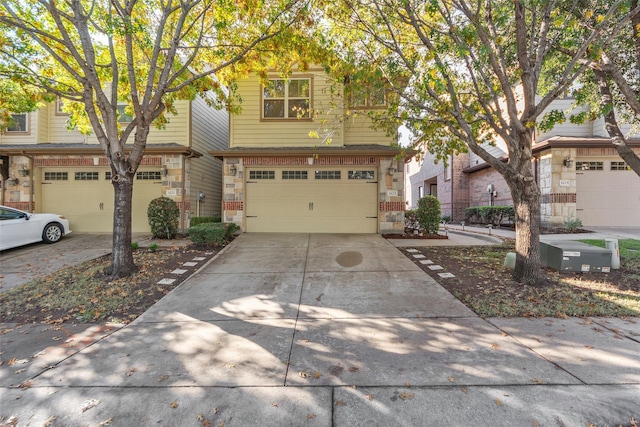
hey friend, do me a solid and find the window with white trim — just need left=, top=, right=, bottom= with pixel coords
left=263, top=78, right=310, bottom=119
left=7, top=113, right=28, bottom=132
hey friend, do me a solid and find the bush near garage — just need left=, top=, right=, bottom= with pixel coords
left=190, top=216, right=222, bottom=226
left=189, top=222, right=239, bottom=246
left=416, top=195, right=441, bottom=234
left=147, top=197, right=180, bottom=239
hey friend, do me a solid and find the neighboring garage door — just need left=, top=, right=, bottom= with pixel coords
left=245, top=167, right=378, bottom=233
left=576, top=160, right=640, bottom=226
left=41, top=168, right=162, bottom=232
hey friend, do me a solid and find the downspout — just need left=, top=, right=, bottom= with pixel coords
left=21, top=151, right=35, bottom=212
left=181, top=150, right=198, bottom=233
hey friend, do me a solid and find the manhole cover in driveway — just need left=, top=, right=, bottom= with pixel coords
left=335, top=251, right=363, bottom=267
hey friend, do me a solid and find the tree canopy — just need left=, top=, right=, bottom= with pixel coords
left=318, top=0, right=632, bottom=284
left=0, top=0, right=312, bottom=277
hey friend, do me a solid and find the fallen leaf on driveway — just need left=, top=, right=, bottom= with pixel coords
left=399, top=391, right=414, bottom=400
left=171, top=401, right=179, bottom=408
left=81, top=398, right=100, bottom=412
left=495, top=399, right=503, bottom=406
left=365, top=394, right=374, bottom=401
left=348, top=366, right=359, bottom=372
left=531, top=378, right=544, bottom=384
left=307, top=413, right=316, bottom=419
left=43, top=415, right=56, bottom=426
left=335, top=400, right=347, bottom=406
left=99, top=419, right=113, bottom=426
left=299, top=371, right=310, bottom=378
left=448, top=376, right=455, bottom=383
left=313, top=372, right=322, bottom=379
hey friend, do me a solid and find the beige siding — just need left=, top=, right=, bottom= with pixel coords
left=188, top=95, right=229, bottom=220
left=231, top=71, right=345, bottom=147
left=47, top=102, right=85, bottom=143
left=537, top=100, right=592, bottom=141
left=344, top=114, right=393, bottom=145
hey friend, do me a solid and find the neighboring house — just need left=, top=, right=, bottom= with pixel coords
left=210, top=66, right=405, bottom=233
left=405, top=98, right=640, bottom=227
left=0, top=97, right=228, bottom=233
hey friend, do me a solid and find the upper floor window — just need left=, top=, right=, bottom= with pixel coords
left=55, top=98, right=68, bottom=115
left=6, top=113, right=28, bottom=133
left=351, top=87, right=387, bottom=109
left=263, top=78, right=310, bottom=119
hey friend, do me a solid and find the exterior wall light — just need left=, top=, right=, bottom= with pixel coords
left=161, top=165, right=168, bottom=176
left=18, top=165, right=29, bottom=177
left=229, top=165, right=237, bottom=176
left=563, top=157, right=574, bottom=168
left=388, top=167, right=396, bottom=175
left=6, top=176, right=19, bottom=186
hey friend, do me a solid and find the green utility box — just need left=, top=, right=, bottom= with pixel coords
left=540, top=241, right=612, bottom=273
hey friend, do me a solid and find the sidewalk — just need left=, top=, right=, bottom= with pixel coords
left=1, top=233, right=638, bottom=426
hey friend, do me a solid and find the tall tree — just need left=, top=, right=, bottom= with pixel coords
left=0, top=0, right=307, bottom=277
left=574, top=0, right=640, bottom=175
left=320, top=0, right=629, bottom=285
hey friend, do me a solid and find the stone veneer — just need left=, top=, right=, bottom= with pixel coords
left=222, top=156, right=405, bottom=233
left=539, top=147, right=577, bottom=227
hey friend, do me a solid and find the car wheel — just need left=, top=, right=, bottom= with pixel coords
left=43, top=223, right=63, bottom=243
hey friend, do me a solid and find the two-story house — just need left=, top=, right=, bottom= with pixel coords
left=211, top=66, right=406, bottom=233
left=0, top=97, right=227, bottom=233
left=405, top=97, right=640, bottom=227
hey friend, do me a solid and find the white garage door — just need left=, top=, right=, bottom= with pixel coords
left=576, top=160, right=640, bottom=226
left=245, top=167, right=378, bottom=233
left=41, top=168, right=162, bottom=232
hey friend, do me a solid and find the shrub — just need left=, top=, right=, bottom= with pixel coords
left=404, top=209, right=420, bottom=233
left=148, top=243, right=158, bottom=252
left=189, top=222, right=239, bottom=246
left=147, top=197, right=180, bottom=239
left=465, top=206, right=515, bottom=226
left=564, top=217, right=583, bottom=232
left=190, top=216, right=222, bottom=227
left=131, top=242, right=139, bottom=250
left=416, top=196, right=441, bottom=234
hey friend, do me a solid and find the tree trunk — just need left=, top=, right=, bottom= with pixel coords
left=511, top=183, right=542, bottom=285
left=110, top=175, right=137, bottom=278
left=506, top=130, right=543, bottom=286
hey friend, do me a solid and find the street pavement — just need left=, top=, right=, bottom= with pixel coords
left=1, top=232, right=639, bottom=426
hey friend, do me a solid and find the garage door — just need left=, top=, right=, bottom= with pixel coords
left=41, top=168, right=162, bottom=232
left=245, top=167, right=378, bottom=233
left=576, top=160, right=640, bottom=226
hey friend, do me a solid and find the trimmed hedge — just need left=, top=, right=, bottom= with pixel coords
left=190, top=216, right=222, bottom=227
left=188, top=222, right=239, bottom=246
left=465, top=206, right=515, bottom=226
left=416, top=196, right=441, bottom=234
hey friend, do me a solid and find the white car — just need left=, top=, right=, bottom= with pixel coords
left=0, top=206, right=71, bottom=251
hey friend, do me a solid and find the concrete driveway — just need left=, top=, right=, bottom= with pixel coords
left=0, top=233, right=113, bottom=293
left=1, top=233, right=638, bottom=426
